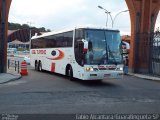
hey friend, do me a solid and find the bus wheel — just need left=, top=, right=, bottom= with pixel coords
left=68, top=67, right=74, bottom=81
left=35, top=61, right=38, bottom=71
left=38, top=61, right=42, bottom=72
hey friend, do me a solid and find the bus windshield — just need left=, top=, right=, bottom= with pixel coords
left=84, top=29, right=122, bottom=65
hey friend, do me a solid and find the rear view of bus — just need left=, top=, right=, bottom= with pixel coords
left=74, top=28, right=123, bottom=80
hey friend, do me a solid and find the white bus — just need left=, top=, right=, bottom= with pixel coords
left=30, top=27, right=123, bottom=80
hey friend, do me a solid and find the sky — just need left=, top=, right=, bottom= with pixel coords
left=9, top=0, right=160, bottom=35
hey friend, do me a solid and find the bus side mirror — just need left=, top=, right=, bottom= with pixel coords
left=82, top=39, right=88, bottom=54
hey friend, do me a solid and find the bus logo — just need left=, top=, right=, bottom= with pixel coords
left=51, top=50, right=56, bottom=56
left=48, top=50, right=64, bottom=60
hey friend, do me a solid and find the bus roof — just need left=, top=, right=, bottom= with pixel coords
left=31, top=26, right=120, bottom=40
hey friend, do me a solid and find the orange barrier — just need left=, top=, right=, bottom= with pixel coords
left=20, top=60, right=28, bottom=76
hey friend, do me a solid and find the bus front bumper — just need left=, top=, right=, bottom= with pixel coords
left=80, top=71, right=123, bottom=80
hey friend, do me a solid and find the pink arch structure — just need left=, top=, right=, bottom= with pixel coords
left=0, top=0, right=160, bottom=73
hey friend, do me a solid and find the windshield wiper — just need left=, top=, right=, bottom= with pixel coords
left=107, top=46, right=117, bottom=65
left=98, top=50, right=108, bottom=65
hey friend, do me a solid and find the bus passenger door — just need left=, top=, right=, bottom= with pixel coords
left=76, top=40, right=85, bottom=66
left=75, top=29, right=88, bottom=66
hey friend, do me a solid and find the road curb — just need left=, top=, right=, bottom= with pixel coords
left=0, top=73, right=22, bottom=84
left=128, top=73, right=160, bottom=81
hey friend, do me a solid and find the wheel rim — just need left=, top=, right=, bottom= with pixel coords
left=39, top=62, right=42, bottom=71
left=68, top=69, right=71, bottom=76
left=69, top=67, right=73, bottom=80
left=35, top=62, right=38, bottom=70
left=40, top=63, right=42, bottom=71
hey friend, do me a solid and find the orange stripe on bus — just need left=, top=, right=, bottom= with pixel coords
left=51, top=63, right=55, bottom=72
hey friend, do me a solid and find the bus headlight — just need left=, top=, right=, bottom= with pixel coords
left=116, top=66, right=123, bottom=71
left=120, top=67, right=123, bottom=71
left=85, top=67, right=94, bottom=71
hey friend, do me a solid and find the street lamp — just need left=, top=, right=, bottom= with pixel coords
left=27, top=21, right=34, bottom=50
left=98, top=5, right=128, bottom=28
left=112, top=10, right=129, bottom=28
left=103, top=11, right=109, bottom=28
left=98, top=5, right=113, bottom=28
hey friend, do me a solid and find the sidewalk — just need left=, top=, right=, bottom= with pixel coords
left=128, top=72, right=160, bottom=81
left=0, top=68, right=21, bottom=84
left=0, top=54, right=31, bottom=84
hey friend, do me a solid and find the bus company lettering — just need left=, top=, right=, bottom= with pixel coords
left=32, top=50, right=36, bottom=54
left=37, top=50, right=46, bottom=54
left=32, top=50, right=46, bottom=54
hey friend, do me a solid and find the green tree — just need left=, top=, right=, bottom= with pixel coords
left=21, top=24, right=29, bottom=29
left=8, top=22, right=50, bottom=32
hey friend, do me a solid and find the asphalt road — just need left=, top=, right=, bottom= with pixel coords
left=0, top=67, right=160, bottom=115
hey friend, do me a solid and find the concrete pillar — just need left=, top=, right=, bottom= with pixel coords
left=0, top=0, right=11, bottom=73
left=125, top=0, right=160, bottom=73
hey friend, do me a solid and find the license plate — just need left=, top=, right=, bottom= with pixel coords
left=111, top=73, right=118, bottom=77
left=104, top=74, right=111, bottom=77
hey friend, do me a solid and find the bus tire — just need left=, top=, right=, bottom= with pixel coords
left=38, top=61, right=42, bottom=72
left=35, top=61, right=38, bottom=71
left=68, top=66, right=74, bottom=81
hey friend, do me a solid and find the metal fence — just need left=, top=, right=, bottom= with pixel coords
left=7, top=59, right=20, bottom=73
left=134, top=31, right=160, bottom=76
left=152, top=31, right=160, bottom=76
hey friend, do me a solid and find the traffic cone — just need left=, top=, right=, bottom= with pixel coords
left=20, top=60, right=28, bottom=76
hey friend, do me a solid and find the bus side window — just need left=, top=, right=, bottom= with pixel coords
left=64, top=31, right=73, bottom=47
